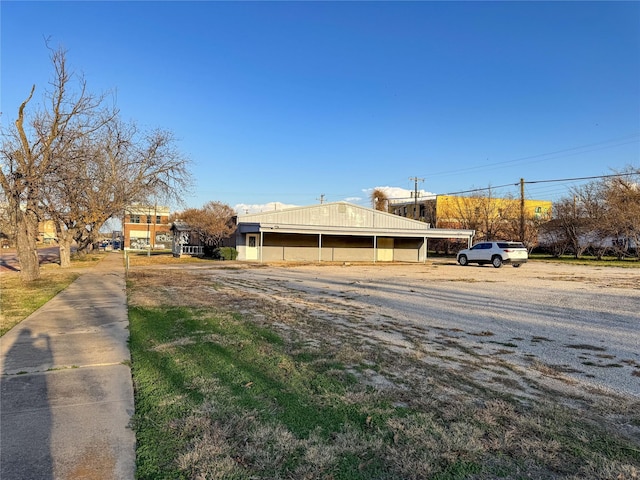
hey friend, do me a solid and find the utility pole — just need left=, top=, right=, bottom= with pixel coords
left=519, top=178, right=525, bottom=243
left=409, top=177, right=424, bottom=220
left=317, top=194, right=325, bottom=204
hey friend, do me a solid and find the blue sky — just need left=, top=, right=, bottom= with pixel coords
left=2, top=1, right=639, bottom=213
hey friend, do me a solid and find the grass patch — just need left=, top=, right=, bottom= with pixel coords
left=529, top=254, right=640, bottom=268
left=128, top=293, right=640, bottom=479
left=0, top=251, right=105, bottom=335
left=1, top=270, right=79, bottom=335
left=126, top=251, right=236, bottom=268
left=129, top=306, right=388, bottom=479
left=433, top=253, right=640, bottom=268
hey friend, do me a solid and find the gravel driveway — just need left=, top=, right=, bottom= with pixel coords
left=208, top=260, right=640, bottom=399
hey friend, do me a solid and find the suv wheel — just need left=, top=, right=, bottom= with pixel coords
left=513, top=263, right=522, bottom=268
left=458, top=255, right=468, bottom=266
left=491, top=255, right=503, bottom=268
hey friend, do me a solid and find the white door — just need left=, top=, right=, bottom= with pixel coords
left=246, top=234, right=259, bottom=260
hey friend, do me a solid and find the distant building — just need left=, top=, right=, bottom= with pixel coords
left=390, top=195, right=552, bottom=241
left=38, top=219, right=58, bottom=244
left=123, top=205, right=172, bottom=250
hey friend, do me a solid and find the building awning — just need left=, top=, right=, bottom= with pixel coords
left=238, top=222, right=474, bottom=239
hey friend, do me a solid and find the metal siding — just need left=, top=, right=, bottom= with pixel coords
left=239, top=202, right=431, bottom=232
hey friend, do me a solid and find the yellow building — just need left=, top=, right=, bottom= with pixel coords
left=430, top=195, right=552, bottom=229
left=38, top=219, right=58, bottom=244
left=390, top=195, right=552, bottom=242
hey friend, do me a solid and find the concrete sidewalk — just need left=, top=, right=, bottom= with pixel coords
left=1, top=252, right=135, bottom=480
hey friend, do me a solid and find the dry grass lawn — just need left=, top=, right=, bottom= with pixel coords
left=127, top=261, right=640, bottom=480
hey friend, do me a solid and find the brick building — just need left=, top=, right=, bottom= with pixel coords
left=122, top=205, right=172, bottom=250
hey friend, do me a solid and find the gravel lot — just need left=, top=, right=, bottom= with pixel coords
left=204, top=260, right=640, bottom=400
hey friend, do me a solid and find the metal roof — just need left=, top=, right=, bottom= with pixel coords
left=238, top=202, right=474, bottom=239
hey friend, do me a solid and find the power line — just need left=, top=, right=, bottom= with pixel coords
left=437, top=171, right=638, bottom=197
left=525, top=172, right=637, bottom=185
left=414, top=133, right=640, bottom=180
left=437, top=182, right=518, bottom=197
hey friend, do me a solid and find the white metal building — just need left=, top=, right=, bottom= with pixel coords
left=235, top=202, right=474, bottom=263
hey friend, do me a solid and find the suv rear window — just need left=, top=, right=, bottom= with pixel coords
left=497, top=242, right=525, bottom=248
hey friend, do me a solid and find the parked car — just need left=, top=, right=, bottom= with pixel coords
left=457, top=241, right=528, bottom=268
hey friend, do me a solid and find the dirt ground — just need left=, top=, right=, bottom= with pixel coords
left=129, top=259, right=640, bottom=404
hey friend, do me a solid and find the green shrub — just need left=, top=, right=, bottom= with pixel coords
left=218, top=247, right=238, bottom=260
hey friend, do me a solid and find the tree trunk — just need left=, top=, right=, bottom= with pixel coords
left=59, top=239, right=72, bottom=268
left=75, top=237, right=91, bottom=255
left=58, top=234, right=74, bottom=268
left=15, top=207, right=41, bottom=281
left=54, top=222, right=76, bottom=268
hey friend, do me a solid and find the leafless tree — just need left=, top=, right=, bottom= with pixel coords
left=498, top=199, right=546, bottom=251
left=440, top=194, right=485, bottom=236
left=0, top=46, right=116, bottom=280
left=542, top=181, right=609, bottom=259
left=86, top=124, right=190, bottom=251
left=0, top=192, right=14, bottom=246
left=538, top=218, right=571, bottom=257
left=175, top=201, right=236, bottom=253
left=545, top=171, right=640, bottom=260
left=599, top=169, right=640, bottom=259
left=546, top=196, right=590, bottom=258
left=1, top=46, right=193, bottom=277
left=476, top=189, right=507, bottom=241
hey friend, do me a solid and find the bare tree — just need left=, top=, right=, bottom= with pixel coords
left=175, top=201, right=236, bottom=253
left=1, top=46, right=193, bottom=276
left=476, top=189, right=506, bottom=241
left=0, top=46, right=116, bottom=280
left=538, top=218, right=571, bottom=257
left=440, top=195, right=483, bottom=233
left=535, top=169, right=639, bottom=259
left=497, top=198, right=546, bottom=250
left=541, top=182, right=605, bottom=259
left=599, top=169, right=640, bottom=259
left=0, top=192, right=15, bottom=246
left=75, top=124, right=191, bottom=255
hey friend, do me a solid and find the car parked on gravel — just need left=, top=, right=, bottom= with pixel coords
left=457, top=241, right=528, bottom=268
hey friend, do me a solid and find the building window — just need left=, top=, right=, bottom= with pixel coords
left=156, top=215, right=162, bottom=224
left=130, top=215, right=141, bottom=224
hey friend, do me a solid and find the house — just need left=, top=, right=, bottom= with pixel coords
left=123, top=205, right=172, bottom=250
left=235, top=202, right=475, bottom=263
left=170, top=221, right=205, bottom=257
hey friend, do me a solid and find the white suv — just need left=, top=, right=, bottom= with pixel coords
left=457, top=241, right=528, bottom=268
